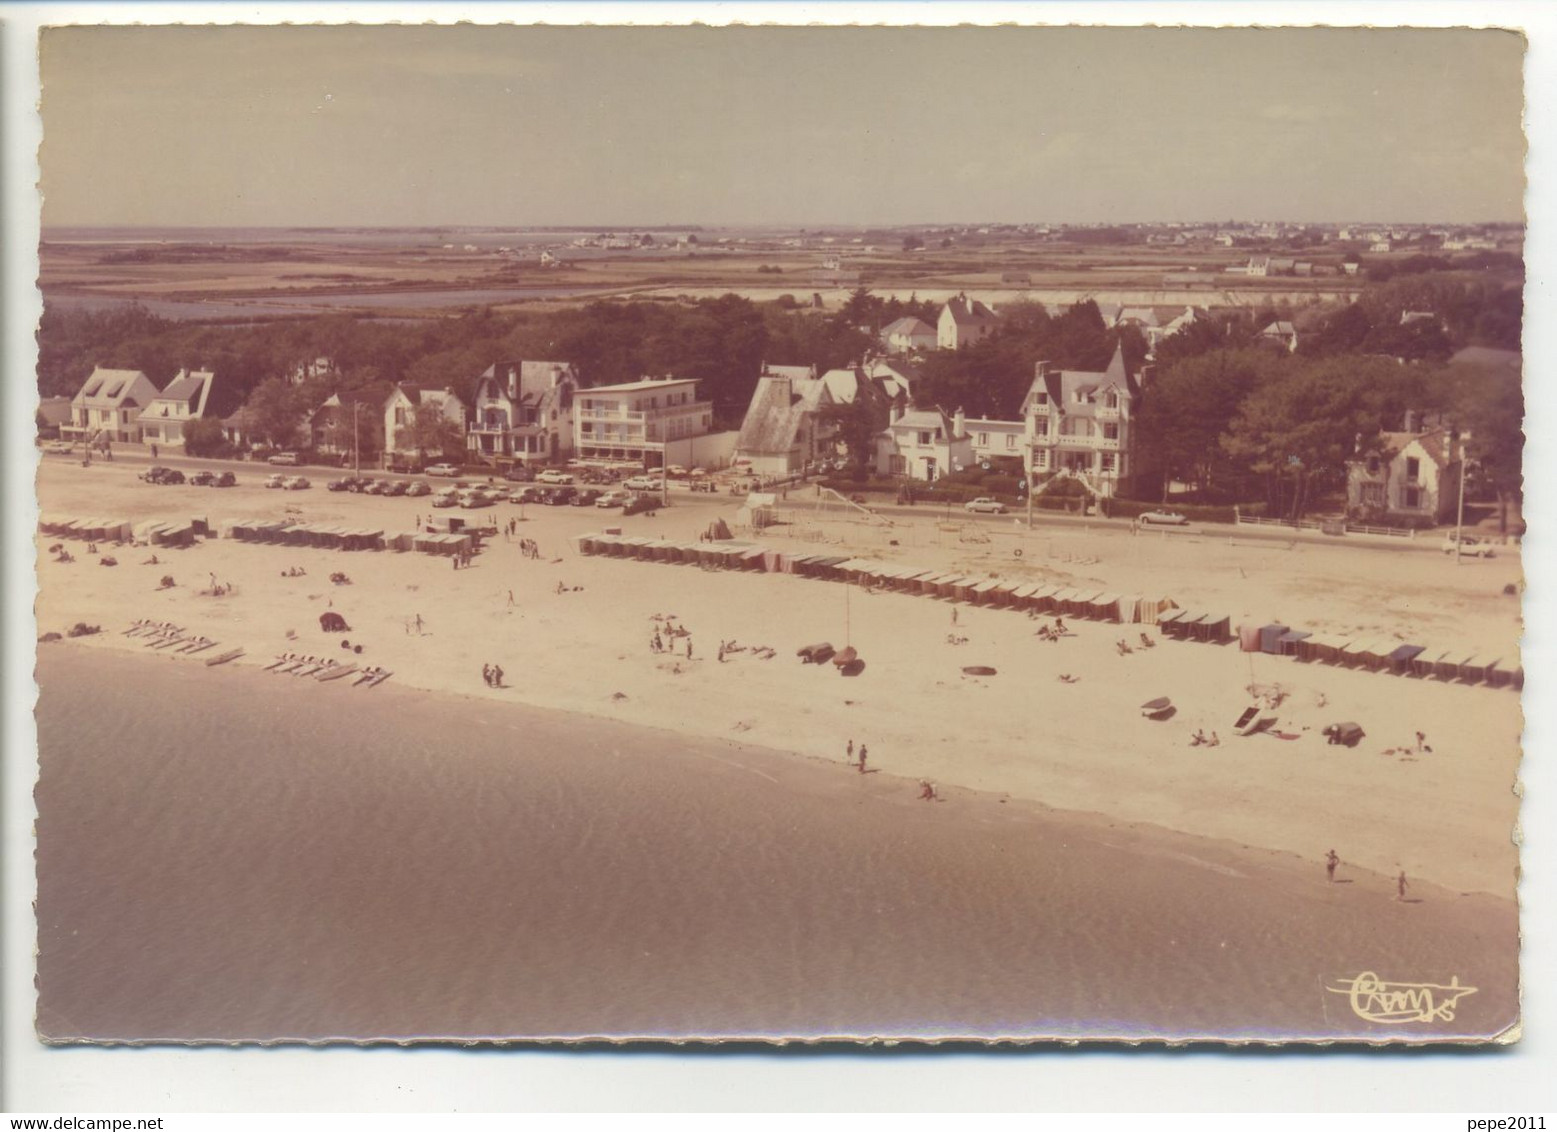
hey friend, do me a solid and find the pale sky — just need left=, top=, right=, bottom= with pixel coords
left=39, top=24, right=1527, bottom=228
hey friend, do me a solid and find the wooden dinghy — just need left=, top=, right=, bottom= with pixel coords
left=961, top=665, right=998, bottom=677
left=316, top=662, right=359, bottom=682
left=204, top=648, right=244, bottom=666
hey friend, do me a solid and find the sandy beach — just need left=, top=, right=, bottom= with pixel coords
left=34, top=457, right=1523, bottom=901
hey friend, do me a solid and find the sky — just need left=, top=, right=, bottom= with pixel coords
left=39, top=24, right=1528, bottom=229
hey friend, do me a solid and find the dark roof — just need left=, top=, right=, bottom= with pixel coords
left=735, top=374, right=831, bottom=456
left=943, top=295, right=998, bottom=325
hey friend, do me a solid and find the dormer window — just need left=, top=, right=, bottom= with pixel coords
left=1105, top=392, right=1119, bottom=409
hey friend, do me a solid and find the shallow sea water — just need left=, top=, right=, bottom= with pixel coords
left=33, top=649, right=1518, bottom=1043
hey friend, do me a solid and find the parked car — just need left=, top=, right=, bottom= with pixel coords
left=44, top=441, right=74, bottom=455
left=384, top=480, right=409, bottom=497
left=327, top=478, right=351, bottom=492
left=430, top=488, right=459, bottom=508
left=282, top=476, right=311, bottom=490
left=510, top=485, right=544, bottom=504
left=665, top=464, right=689, bottom=478
left=267, top=452, right=300, bottom=466
left=405, top=480, right=431, bottom=496
left=214, top=471, right=237, bottom=488
left=964, top=497, right=1007, bottom=514
left=458, top=489, right=494, bottom=508
left=595, top=488, right=631, bottom=508
left=364, top=479, right=389, bottom=495
left=536, top=469, right=575, bottom=485
left=543, top=486, right=577, bottom=505
left=189, top=470, right=216, bottom=486
left=264, top=473, right=286, bottom=489
left=140, top=466, right=170, bottom=483
left=623, top=475, right=660, bottom=491
left=1442, top=534, right=1497, bottom=558
left=503, top=465, right=534, bottom=482
left=147, top=467, right=186, bottom=485
left=1138, top=509, right=1189, bottom=526
left=425, top=463, right=461, bottom=477
left=571, top=488, right=602, bottom=507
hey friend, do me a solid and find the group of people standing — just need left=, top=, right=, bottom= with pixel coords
left=481, top=662, right=505, bottom=688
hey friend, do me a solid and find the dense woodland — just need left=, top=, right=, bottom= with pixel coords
left=36, top=269, right=1523, bottom=519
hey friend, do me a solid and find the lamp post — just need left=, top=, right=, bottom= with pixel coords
left=1454, top=443, right=1469, bottom=566
left=351, top=401, right=361, bottom=477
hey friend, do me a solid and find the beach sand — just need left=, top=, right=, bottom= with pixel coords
left=34, top=459, right=1524, bottom=899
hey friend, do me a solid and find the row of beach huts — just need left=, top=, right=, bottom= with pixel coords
left=572, top=532, right=1179, bottom=624
left=577, top=531, right=1521, bottom=689
left=40, top=514, right=481, bottom=558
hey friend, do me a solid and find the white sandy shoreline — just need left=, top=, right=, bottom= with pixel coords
left=34, top=458, right=1524, bottom=896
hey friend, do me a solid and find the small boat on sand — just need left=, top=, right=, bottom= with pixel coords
left=1140, top=696, right=1174, bottom=719
left=204, top=649, right=244, bottom=666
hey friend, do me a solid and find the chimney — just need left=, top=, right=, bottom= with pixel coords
left=1404, top=409, right=1416, bottom=433
left=1035, top=360, right=1053, bottom=380
left=953, top=407, right=966, bottom=438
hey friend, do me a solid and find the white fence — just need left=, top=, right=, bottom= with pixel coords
left=1234, top=514, right=1416, bottom=539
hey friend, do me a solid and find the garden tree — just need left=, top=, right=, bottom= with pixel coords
left=1447, top=363, right=1524, bottom=533
left=1130, top=349, right=1277, bottom=502
left=817, top=392, right=882, bottom=468
left=246, top=377, right=308, bottom=448
left=1220, top=356, right=1426, bottom=519
left=1151, top=313, right=1236, bottom=366
left=1301, top=302, right=1373, bottom=357
left=180, top=417, right=228, bottom=458
left=406, top=404, right=466, bottom=463
left=901, top=234, right=924, bottom=251
left=760, top=306, right=873, bottom=374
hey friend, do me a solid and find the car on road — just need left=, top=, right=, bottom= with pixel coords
left=189, top=470, right=216, bottom=486
left=405, top=480, right=430, bottom=496
left=141, top=466, right=186, bottom=484
left=964, top=497, right=1007, bottom=514
left=44, top=441, right=74, bottom=455
left=570, top=488, right=602, bottom=507
left=536, top=469, right=575, bottom=485
left=425, top=463, right=461, bottom=477
left=1442, top=534, right=1497, bottom=558
left=665, top=464, right=689, bottom=478
left=214, top=471, right=237, bottom=487
left=1138, top=509, right=1190, bottom=526
left=267, top=452, right=300, bottom=466
left=327, top=478, right=351, bottom=491
left=282, top=476, right=311, bottom=490
left=623, top=475, right=660, bottom=491
left=503, top=465, right=534, bottom=483
left=595, top=488, right=631, bottom=508
left=430, top=488, right=459, bottom=508
left=264, top=473, right=286, bottom=489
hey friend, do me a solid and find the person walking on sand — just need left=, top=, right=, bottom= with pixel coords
left=1326, top=849, right=1339, bottom=884
left=492, top=664, right=503, bottom=688
left=507, top=589, right=515, bottom=608
left=847, top=739, right=854, bottom=764
left=919, top=780, right=936, bottom=801
left=857, top=744, right=868, bottom=774
left=1396, top=871, right=1409, bottom=901
left=686, top=637, right=694, bottom=660
left=482, top=663, right=492, bottom=687
left=415, top=613, right=424, bottom=634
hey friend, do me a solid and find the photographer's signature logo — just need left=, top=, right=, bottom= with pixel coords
left=1327, top=972, right=1478, bottom=1024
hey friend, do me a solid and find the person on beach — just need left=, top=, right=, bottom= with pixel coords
left=686, top=637, right=694, bottom=660
left=1054, top=617, right=1066, bottom=635
left=919, top=780, right=936, bottom=801
left=1397, top=871, right=1409, bottom=901
left=847, top=739, right=854, bottom=763
left=1326, top=849, right=1340, bottom=883
left=492, top=664, right=503, bottom=687
left=857, top=744, right=868, bottom=773
left=507, top=589, right=515, bottom=608
left=415, top=613, right=424, bottom=634
left=482, top=663, right=492, bottom=686
left=717, top=640, right=726, bottom=663
left=951, top=607, right=958, bottom=626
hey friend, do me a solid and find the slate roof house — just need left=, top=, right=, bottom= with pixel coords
left=63, top=366, right=162, bottom=444
left=467, top=360, right=578, bottom=467
left=733, top=366, right=836, bottom=477
left=1346, top=425, right=1463, bottom=524
left=384, top=384, right=468, bottom=467
left=937, top=294, right=1000, bottom=349
left=1021, top=344, right=1140, bottom=498
left=879, top=316, right=937, bottom=354
left=138, top=368, right=216, bottom=448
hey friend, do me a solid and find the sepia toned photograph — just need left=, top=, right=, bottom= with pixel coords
left=29, top=22, right=1526, bottom=1046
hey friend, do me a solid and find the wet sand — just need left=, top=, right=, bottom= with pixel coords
left=34, top=648, right=1518, bottom=1043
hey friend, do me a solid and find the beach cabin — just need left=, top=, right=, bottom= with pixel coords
left=1338, top=638, right=1375, bottom=668
left=1258, top=624, right=1290, bottom=654
left=1089, top=593, right=1124, bottom=622
left=1485, top=659, right=1515, bottom=689
left=1430, top=651, right=1461, bottom=681
left=1192, top=614, right=1231, bottom=643
left=1158, top=609, right=1190, bottom=639
left=1277, top=630, right=1311, bottom=657
left=1385, top=643, right=1426, bottom=676
left=1237, top=624, right=1262, bottom=652
left=1458, top=655, right=1493, bottom=685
